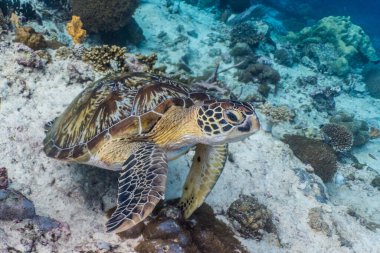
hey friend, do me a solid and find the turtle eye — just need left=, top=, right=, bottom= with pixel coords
left=224, top=110, right=245, bottom=125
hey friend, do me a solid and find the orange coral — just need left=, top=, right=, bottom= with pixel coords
left=67, top=16, right=86, bottom=44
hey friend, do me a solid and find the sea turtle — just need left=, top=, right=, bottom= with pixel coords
left=43, top=72, right=260, bottom=233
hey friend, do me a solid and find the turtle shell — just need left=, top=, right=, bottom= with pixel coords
left=43, top=72, right=210, bottom=160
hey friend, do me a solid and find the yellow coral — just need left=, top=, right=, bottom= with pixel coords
left=67, top=16, right=86, bottom=44
left=10, top=13, right=20, bottom=28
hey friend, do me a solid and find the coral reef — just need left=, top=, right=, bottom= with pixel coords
left=363, top=66, right=380, bottom=99
left=288, top=16, right=379, bottom=76
left=283, top=135, right=337, bottom=182
left=259, top=103, right=295, bottom=124
left=310, top=87, right=340, bottom=113
left=230, top=21, right=267, bottom=48
left=135, top=201, right=248, bottom=253
left=15, top=43, right=45, bottom=69
left=0, top=167, right=8, bottom=189
left=227, top=195, right=276, bottom=240
left=229, top=42, right=252, bottom=57
left=320, top=123, right=353, bottom=152
left=371, top=176, right=380, bottom=190
left=329, top=112, right=370, bottom=147
left=274, top=47, right=296, bottom=67
left=66, top=15, right=86, bottom=44
left=296, top=75, right=318, bottom=87
left=70, top=0, right=139, bottom=33
left=236, top=63, right=280, bottom=91
left=82, top=45, right=127, bottom=72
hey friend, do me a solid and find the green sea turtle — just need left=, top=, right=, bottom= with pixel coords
left=43, top=72, right=260, bottom=233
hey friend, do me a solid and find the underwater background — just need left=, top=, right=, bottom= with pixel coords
left=0, top=0, right=379, bottom=252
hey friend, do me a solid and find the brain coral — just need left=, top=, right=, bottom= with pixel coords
left=288, top=16, right=379, bottom=76
left=70, top=0, right=139, bottom=33
left=321, top=123, right=353, bottom=152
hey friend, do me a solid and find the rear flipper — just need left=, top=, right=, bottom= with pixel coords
left=106, top=142, right=168, bottom=233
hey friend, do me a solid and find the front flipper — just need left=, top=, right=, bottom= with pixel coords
left=106, top=143, right=168, bottom=233
left=179, top=144, right=227, bottom=218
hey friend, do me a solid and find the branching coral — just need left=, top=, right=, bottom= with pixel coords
left=259, top=103, right=295, bottom=124
left=329, top=111, right=370, bottom=147
left=321, top=123, right=353, bottom=152
left=82, top=45, right=127, bottom=72
left=66, top=15, right=86, bottom=44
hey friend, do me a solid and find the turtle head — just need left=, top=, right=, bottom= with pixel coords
left=196, top=100, right=260, bottom=144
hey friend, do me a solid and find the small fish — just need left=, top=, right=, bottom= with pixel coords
left=369, top=153, right=377, bottom=160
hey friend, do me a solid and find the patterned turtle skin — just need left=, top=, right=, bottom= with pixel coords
left=43, top=72, right=260, bottom=233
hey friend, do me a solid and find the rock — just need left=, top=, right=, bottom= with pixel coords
left=0, top=189, right=36, bottom=220
left=229, top=42, right=252, bottom=57
left=0, top=167, right=8, bottom=189
left=227, top=195, right=276, bottom=240
left=70, top=0, right=139, bottom=33
left=143, top=218, right=183, bottom=240
left=33, top=215, right=62, bottom=233
left=363, top=66, right=380, bottom=99
left=310, top=87, right=340, bottom=113
left=274, top=48, right=295, bottom=67
left=136, top=202, right=248, bottom=253
left=308, top=207, right=331, bottom=236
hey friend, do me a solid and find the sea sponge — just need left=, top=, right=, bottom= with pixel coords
left=66, top=15, right=86, bottom=44
left=288, top=16, right=379, bottom=76
left=227, top=195, right=276, bottom=240
left=321, top=123, right=353, bottom=152
left=82, top=45, right=127, bottom=72
left=70, top=0, right=139, bottom=33
left=15, top=26, right=47, bottom=50
left=283, top=135, right=337, bottom=183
